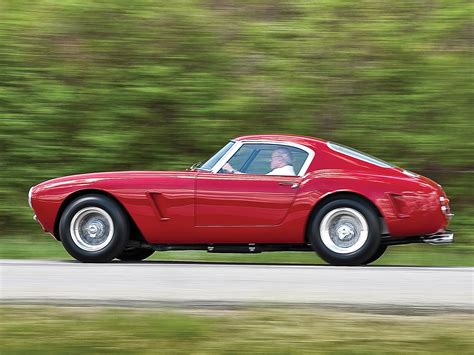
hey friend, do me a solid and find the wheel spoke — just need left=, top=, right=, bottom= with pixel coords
left=70, top=207, right=114, bottom=252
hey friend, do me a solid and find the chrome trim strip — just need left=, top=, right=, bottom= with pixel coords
left=211, top=140, right=315, bottom=177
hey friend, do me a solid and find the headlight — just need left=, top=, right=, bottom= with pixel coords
left=28, top=187, right=34, bottom=208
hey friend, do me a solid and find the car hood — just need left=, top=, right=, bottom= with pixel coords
left=34, top=171, right=193, bottom=190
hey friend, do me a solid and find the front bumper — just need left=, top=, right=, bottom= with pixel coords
left=382, top=230, right=454, bottom=246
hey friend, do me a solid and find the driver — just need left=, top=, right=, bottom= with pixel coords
left=223, top=147, right=296, bottom=176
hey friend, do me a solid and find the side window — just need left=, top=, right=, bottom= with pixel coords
left=224, top=144, right=309, bottom=175
left=224, top=145, right=255, bottom=172
left=286, top=148, right=309, bottom=173
left=245, top=149, right=273, bottom=174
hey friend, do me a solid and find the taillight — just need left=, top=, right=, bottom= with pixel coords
left=440, top=196, right=453, bottom=219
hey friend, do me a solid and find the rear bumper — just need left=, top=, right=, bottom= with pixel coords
left=382, top=230, right=454, bottom=246
left=421, top=231, right=454, bottom=245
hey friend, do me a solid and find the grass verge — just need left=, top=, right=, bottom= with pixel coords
left=1, top=235, right=473, bottom=266
left=1, top=306, right=473, bottom=354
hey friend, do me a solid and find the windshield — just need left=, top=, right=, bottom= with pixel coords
left=199, top=141, right=235, bottom=171
left=327, top=142, right=393, bottom=168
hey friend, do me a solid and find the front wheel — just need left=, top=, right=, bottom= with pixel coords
left=59, top=194, right=130, bottom=262
left=309, top=198, right=381, bottom=266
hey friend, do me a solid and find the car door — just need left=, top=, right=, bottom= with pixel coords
left=195, top=143, right=310, bottom=242
left=196, top=172, right=301, bottom=227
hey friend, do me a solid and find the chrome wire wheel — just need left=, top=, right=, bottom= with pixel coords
left=69, top=207, right=114, bottom=252
left=319, top=207, right=369, bottom=254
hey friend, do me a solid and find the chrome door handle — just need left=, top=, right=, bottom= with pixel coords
left=279, top=181, right=299, bottom=189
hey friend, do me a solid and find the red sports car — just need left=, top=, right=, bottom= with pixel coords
left=28, top=135, right=454, bottom=265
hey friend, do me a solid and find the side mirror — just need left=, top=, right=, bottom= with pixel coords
left=187, top=162, right=202, bottom=171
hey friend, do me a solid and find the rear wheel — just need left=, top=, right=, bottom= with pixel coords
left=59, top=194, right=130, bottom=262
left=363, top=244, right=388, bottom=265
left=117, top=247, right=154, bottom=261
left=309, top=198, right=381, bottom=266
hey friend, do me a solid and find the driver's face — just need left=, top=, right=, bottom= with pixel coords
left=271, top=153, right=284, bottom=170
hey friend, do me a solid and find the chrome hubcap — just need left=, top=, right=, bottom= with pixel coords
left=70, top=207, right=114, bottom=251
left=320, top=207, right=369, bottom=254
left=336, top=224, right=355, bottom=240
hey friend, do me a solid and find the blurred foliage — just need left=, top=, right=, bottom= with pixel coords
left=0, top=0, right=472, bottom=244
left=2, top=306, right=473, bottom=353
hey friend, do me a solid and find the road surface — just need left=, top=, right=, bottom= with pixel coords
left=1, top=260, right=473, bottom=310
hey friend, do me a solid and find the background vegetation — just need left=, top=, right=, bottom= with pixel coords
left=0, top=0, right=472, bottom=258
left=2, top=306, right=473, bottom=353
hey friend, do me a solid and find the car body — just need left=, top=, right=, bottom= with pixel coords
left=29, top=134, right=454, bottom=264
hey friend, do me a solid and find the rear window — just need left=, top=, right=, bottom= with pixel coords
left=327, top=142, right=393, bottom=168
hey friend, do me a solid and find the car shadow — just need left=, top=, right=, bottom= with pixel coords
left=58, top=259, right=465, bottom=268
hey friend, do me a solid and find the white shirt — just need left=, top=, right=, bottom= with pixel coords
left=267, top=165, right=296, bottom=176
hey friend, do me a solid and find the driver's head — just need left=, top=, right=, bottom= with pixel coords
left=271, top=148, right=293, bottom=170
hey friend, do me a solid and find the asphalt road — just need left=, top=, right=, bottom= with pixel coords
left=1, top=260, right=473, bottom=310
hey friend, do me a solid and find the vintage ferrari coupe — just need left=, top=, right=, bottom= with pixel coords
left=29, top=135, right=453, bottom=265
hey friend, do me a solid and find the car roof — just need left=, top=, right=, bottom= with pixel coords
left=234, top=134, right=328, bottom=150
